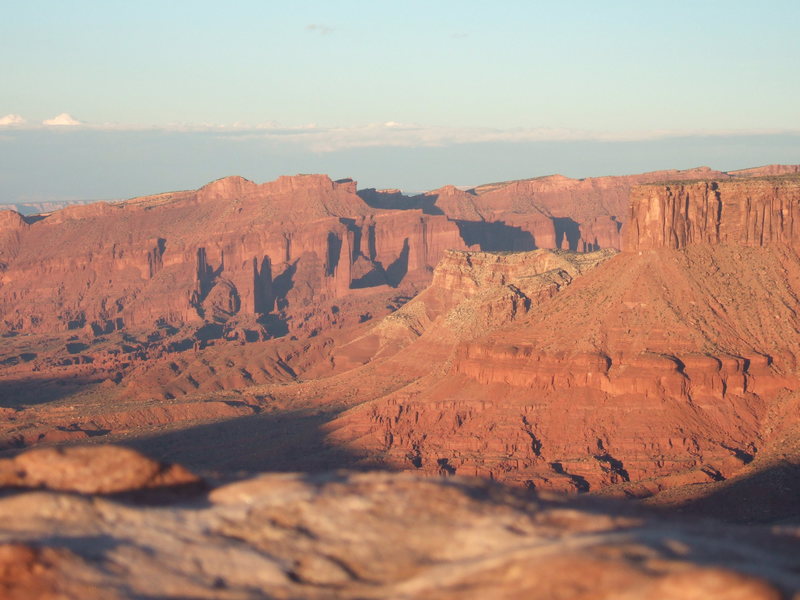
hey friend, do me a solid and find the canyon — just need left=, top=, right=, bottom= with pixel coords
left=2, top=167, right=800, bottom=502
left=322, top=174, right=800, bottom=510
left=2, top=165, right=800, bottom=596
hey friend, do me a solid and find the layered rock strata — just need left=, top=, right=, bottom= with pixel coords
left=627, top=176, right=800, bottom=251
left=325, top=175, right=800, bottom=495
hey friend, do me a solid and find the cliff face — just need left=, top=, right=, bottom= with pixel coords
left=325, top=247, right=615, bottom=374
left=359, top=166, right=771, bottom=254
left=0, top=175, right=464, bottom=340
left=626, top=177, right=800, bottom=251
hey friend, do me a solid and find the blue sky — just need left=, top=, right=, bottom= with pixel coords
left=1, top=1, right=799, bottom=201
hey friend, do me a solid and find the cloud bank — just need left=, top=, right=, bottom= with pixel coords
left=212, top=122, right=800, bottom=153
left=1, top=114, right=798, bottom=153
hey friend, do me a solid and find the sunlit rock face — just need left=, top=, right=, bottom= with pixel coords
left=326, top=175, right=800, bottom=498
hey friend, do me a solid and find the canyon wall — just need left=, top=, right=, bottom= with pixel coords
left=626, top=176, right=800, bottom=251
left=361, top=166, right=800, bottom=255
left=6, top=166, right=769, bottom=383
left=5, top=167, right=800, bottom=487
left=0, top=175, right=465, bottom=340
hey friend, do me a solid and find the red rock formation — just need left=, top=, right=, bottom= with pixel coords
left=326, top=248, right=615, bottom=373
left=4, top=167, right=800, bottom=509
left=728, top=164, right=800, bottom=178
left=0, top=174, right=463, bottom=343
left=323, top=174, right=800, bottom=495
left=626, top=177, right=800, bottom=251
left=361, top=167, right=758, bottom=254
left=454, top=166, right=734, bottom=251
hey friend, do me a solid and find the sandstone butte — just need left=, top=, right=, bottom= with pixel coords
left=0, top=444, right=797, bottom=599
left=0, top=167, right=799, bottom=511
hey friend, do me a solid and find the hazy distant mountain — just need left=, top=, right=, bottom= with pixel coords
left=0, top=199, right=98, bottom=216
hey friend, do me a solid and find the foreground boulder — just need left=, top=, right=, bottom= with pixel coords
left=0, top=445, right=200, bottom=494
left=0, top=446, right=796, bottom=599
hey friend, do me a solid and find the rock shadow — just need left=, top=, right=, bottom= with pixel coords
left=272, top=261, right=296, bottom=311
left=385, top=239, right=410, bottom=286
left=553, top=217, right=581, bottom=251
left=338, top=218, right=362, bottom=261
left=326, top=232, right=343, bottom=277
left=454, top=220, right=536, bottom=251
left=253, top=256, right=274, bottom=314
left=357, top=189, right=444, bottom=215
left=120, top=409, right=385, bottom=476
left=0, top=376, right=101, bottom=408
left=658, top=462, right=800, bottom=524
left=349, top=238, right=410, bottom=289
left=358, top=188, right=444, bottom=215
left=350, top=269, right=388, bottom=289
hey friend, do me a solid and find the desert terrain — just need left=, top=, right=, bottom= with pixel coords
left=1, top=165, right=800, bottom=597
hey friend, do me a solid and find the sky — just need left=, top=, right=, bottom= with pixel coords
left=1, top=0, right=799, bottom=201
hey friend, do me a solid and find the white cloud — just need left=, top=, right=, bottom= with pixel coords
left=42, top=113, right=82, bottom=126
left=0, top=114, right=26, bottom=126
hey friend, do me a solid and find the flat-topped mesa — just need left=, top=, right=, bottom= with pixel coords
left=626, top=176, right=800, bottom=251
left=199, top=174, right=344, bottom=198
left=469, top=167, right=730, bottom=215
left=447, top=166, right=741, bottom=253
left=265, top=174, right=356, bottom=195
left=729, top=164, right=800, bottom=178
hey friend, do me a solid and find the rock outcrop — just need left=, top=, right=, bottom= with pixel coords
left=328, top=247, right=616, bottom=372
left=431, top=167, right=742, bottom=252
left=361, top=166, right=794, bottom=255
left=0, top=445, right=199, bottom=494
left=0, top=445, right=796, bottom=599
